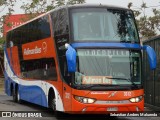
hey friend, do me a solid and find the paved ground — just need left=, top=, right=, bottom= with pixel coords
left=0, top=93, right=159, bottom=120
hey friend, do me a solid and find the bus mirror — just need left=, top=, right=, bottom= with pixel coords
left=143, top=45, right=157, bottom=70
left=65, top=44, right=77, bottom=72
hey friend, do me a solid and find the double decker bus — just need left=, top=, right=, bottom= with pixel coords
left=4, top=4, right=156, bottom=113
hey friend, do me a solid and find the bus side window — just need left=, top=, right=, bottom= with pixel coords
left=39, top=15, right=51, bottom=38
left=20, top=58, right=57, bottom=80
left=44, top=63, right=47, bottom=76
left=47, top=58, right=57, bottom=80
left=51, top=9, right=68, bottom=36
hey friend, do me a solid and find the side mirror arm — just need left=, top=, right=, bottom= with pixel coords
left=142, top=45, right=157, bottom=70
left=65, top=44, right=77, bottom=72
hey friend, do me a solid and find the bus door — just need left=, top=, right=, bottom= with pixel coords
left=63, top=82, right=72, bottom=111
left=62, top=59, right=72, bottom=111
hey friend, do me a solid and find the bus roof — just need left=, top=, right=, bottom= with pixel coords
left=6, top=4, right=130, bottom=33
left=66, top=4, right=128, bottom=10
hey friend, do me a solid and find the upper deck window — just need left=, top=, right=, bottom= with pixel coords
left=70, top=8, right=139, bottom=43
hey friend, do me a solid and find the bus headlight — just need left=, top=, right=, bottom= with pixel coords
left=129, top=96, right=143, bottom=103
left=74, top=96, right=96, bottom=104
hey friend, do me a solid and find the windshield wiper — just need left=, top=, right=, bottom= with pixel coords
left=81, top=84, right=119, bottom=89
left=120, top=40, right=132, bottom=43
left=108, top=77, right=138, bottom=87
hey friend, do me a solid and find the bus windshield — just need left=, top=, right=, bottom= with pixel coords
left=75, top=49, right=141, bottom=86
left=71, top=8, right=139, bottom=42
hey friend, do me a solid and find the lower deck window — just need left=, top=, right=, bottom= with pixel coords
left=20, top=58, right=57, bottom=80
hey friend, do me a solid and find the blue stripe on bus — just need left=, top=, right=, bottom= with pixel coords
left=4, top=70, right=14, bottom=96
left=4, top=47, right=48, bottom=107
left=71, top=43, right=141, bottom=49
left=4, top=71, right=48, bottom=107
left=4, top=48, right=16, bottom=75
left=19, top=84, right=47, bottom=107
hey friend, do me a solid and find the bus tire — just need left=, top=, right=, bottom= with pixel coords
left=51, top=97, right=62, bottom=117
left=10, top=83, right=13, bottom=96
left=12, top=88, right=17, bottom=102
left=50, top=93, right=56, bottom=111
left=13, top=85, right=22, bottom=103
left=48, top=90, right=61, bottom=117
left=16, top=89, right=22, bottom=103
left=16, top=85, right=22, bottom=103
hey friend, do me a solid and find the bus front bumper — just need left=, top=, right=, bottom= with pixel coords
left=71, top=96, right=144, bottom=114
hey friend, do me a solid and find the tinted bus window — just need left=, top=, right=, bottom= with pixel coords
left=27, top=15, right=51, bottom=43
left=51, top=9, right=69, bottom=56
left=51, top=9, right=69, bottom=36
left=70, top=8, right=139, bottom=42
left=6, top=15, right=51, bottom=48
left=21, top=58, right=57, bottom=80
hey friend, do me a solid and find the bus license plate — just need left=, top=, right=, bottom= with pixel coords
left=107, top=107, right=118, bottom=111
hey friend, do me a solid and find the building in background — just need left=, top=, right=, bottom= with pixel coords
left=3, top=14, right=29, bottom=36
left=143, top=35, right=160, bottom=109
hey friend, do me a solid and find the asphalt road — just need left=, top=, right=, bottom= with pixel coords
left=0, top=93, right=160, bottom=120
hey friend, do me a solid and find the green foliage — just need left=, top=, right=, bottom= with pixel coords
left=128, top=2, right=160, bottom=40
left=67, top=0, right=85, bottom=5
left=0, top=37, right=5, bottom=44
left=20, top=0, right=86, bottom=15
left=128, top=2, right=132, bottom=9
left=20, top=0, right=86, bottom=19
left=0, top=0, right=6, bottom=5
left=0, top=0, right=16, bottom=14
left=19, top=0, right=85, bottom=19
left=55, top=0, right=65, bottom=7
left=0, top=37, right=5, bottom=50
left=6, top=22, right=12, bottom=27
left=0, top=0, right=17, bottom=38
left=20, top=0, right=52, bottom=14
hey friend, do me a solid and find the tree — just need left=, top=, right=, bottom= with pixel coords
left=0, top=0, right=16, bottom=15
left=0, top=0, right=6, bottom=6
left=128, top=2, right=160, bottom=40
left=0, top=0, right=17, bottom=40
left=67, top=0, right=86, bottom=5
left=20, top=0, right=55, bottom=18
left=55, top=0, right=65, bottom=7
left=20, top=0, right=86, bottom=18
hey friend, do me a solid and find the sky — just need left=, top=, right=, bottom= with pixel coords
left=86, top=0, right=160, bottom=16
left=0, top=0, right=160, bottom=16
left=0, top=0, right=160, bottom=37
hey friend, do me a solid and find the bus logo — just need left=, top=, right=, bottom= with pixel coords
left=22, top=39, right=53, bottom=60
left=24, top=46, right=41, bottom=55
left=108, top=91, right=117, bottom=98
left=42, top=42, right=47, bottom=53
left=23, top=42, right=47, bottom=56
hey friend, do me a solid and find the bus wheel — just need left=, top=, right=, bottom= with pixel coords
left=50, top=95, right=56, bottom=111
left=16, top=89, right=21, bottom=103
left=13, top=85, right=21, bottom=103
left=50, top=93, right=63, bottom=117
left=13, top=89, right=17, bottom=102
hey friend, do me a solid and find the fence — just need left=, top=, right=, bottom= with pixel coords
left=143, top=35, right=160, bottom=107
